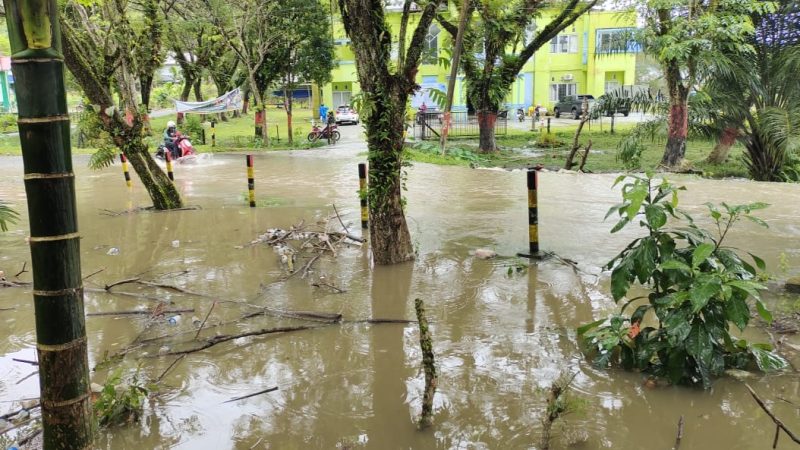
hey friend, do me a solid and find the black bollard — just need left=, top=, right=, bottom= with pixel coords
left=165, top=151, right=174, bottom=181
left=247, top=155, right=255, bottom=207
left=547, top=117, right=551, bottom=134
left=358, top=163, right=368, bottom=229
left=211, top=119, right=216, bottom=147
left=120, top=153, right=132, bottom=188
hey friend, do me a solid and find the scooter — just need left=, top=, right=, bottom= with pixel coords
left=516, top=108, right=525, bottom=122
left=156, top=132, right=197, bottom=163
left=307, top=123, right=340, bottom=144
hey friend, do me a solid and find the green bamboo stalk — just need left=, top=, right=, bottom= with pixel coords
left=3, top=0, right=93, bottom=448
left=415, top=298, right=437, bottom=428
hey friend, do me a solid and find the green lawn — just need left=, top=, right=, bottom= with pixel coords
left=406, top=125, right=750, bottom=178
left=0, top=107, right=324, bottom=156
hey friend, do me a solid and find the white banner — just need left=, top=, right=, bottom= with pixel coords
left=174, top=89, right=243, bottom=114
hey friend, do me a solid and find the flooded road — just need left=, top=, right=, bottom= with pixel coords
left=1, top=138, right=799, bottom=449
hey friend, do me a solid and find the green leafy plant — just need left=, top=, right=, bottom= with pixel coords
left=182, top=115, right=204, bottom=140
left=0, top=113, right=17, bottom=132
left=579, top=173, right=787, bottom=388
left=0, top=200, right=19, bottom=232
left=534, top=132, right=564, bottom=149
left=94, top=369, right=148, bottom=426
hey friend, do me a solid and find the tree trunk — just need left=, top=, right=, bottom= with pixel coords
left=5, top=2, right=94, bottom=448
left=140, top=75, right=153, bottom=110
left=477, top=110, right=497, bottom=152
left=284, top=85, right=293, bottom=145
left=365, top=89, right=414, bottom=264
left=661, top=64, right=689, bottom=168
left=193, top=78, right=203, bottom=101
left=706, top=127, right=738, bottom=164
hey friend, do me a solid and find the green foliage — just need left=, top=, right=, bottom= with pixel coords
left=0, top=200, right=19, bottom=232
left=411, top=141, right=485, bottom=164
left=182, top=115, right=204, bottom=139
left=94, top=369, right=148, bottom=427
left=535, top=132, right=564, bottom=148
left=151, top=83, right=183, bottom=109
left=0, top=114, right=17, bottom=132
left=579, top=174, right=787, bottom=388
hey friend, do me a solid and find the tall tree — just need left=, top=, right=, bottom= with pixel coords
left=4, top=0, right=93, bottom=447
left=438, top=0, right=597, bottom=152
left=618, top=0, right=766, bottom=167
left=703, top=1, right=800, bottom=180
left=270, top=0, right=335, bottom=144
left=132, top=0, right=165, bottom=118
left=60, top=0, right=183, bottom=210
left=338, top=0, right=445, bottom=264
left=203, top=0, right=280, bottom=145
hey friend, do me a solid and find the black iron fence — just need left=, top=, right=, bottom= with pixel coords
left=412, top=110, right=507, bottom=141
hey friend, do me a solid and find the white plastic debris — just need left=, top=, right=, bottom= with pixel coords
left=106, top=247, right=120, bottom=256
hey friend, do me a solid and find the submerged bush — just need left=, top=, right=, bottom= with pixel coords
left=579, top=173, right=787, bottom=388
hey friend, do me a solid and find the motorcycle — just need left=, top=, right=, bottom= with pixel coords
left=307, top=123, right=340, bottom=144
left=516, top=108, right=525, bottom=122
left=156, top=132, right=197, bottom=163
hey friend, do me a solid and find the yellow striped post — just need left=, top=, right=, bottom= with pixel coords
left=120, top=153, right=132, bottom=188
left=358, top=163, right=368, bottom=228
left=527, top=168, right=539, bottom=254
left=165, top=150, right=174, bottom=181
left=211, top=119, right=216, bottom=147
left=247, top=155, right=256, bottom=207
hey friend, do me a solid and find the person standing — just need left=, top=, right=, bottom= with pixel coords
left=319, top=103, right=329, bottom=123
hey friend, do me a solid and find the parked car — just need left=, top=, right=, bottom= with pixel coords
left=553, top=95, right=596, bottom=120
left=335, top=105, right=360, bottom=125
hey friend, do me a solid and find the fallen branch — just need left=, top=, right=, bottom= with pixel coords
left=415, top=298, right=437, bottom=429
left=331, top=204, right=351, bottom=237
left=137, top=280, right=207, bottom=297
left=82, top=267, right=105, bottom=281
left=222, top=386, right=279, bottom=403
left=85, top=287, right=164, bottom=302
left=14, top=262, right=28, bottom=278
left=164, top=325, right=330, bottom=356
left=104, top=277, right=141, bottom=290
left=16, top=371, right=38, bottom=385
left=0, top=279, right=31, bottom=288
left=155, top=354, right=186, bottom=383
left=745, top=383, right=800, bottom=448
left=0, top=307, right=15, bottom=312
left=311, top=280, right=346, bottom=293
left=87, top=308, right=194, bottom=317
left=579, top=140, right=592, bottom=173
left=12, top=358, right=38, bottom=366
left=194, top=301, right=217, bottom=340
left=675, top=415, right=685, bottom=449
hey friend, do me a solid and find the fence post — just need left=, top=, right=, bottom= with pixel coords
left=358, top=162, right=368, bottom=229
left=247, top=155, right=255, bottom=207
left=547, top=118, right=551, bottom=134
left=211, top=119, right=216, bottom=147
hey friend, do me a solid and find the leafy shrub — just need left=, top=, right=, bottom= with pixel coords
left=535, top=132, right=564, bottom=148
left=182, top=115, right=204, bottom=140
left=579, top=174, right=787, bottom=388
left=151, top=83, right=182, bottom=109
left=0, top=114, right=17, bottom=133
left=94, top=369, right=148, bottom=426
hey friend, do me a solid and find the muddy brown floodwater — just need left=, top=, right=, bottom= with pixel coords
left=1, top=144, right=799, bottom=449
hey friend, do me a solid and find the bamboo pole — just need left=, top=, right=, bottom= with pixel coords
left=4, top=0, right=94, bottom=448
left=439, top=0, right=470, bottom=154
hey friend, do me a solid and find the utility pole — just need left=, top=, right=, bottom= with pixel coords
left=439, top=0, right=470, bottom=154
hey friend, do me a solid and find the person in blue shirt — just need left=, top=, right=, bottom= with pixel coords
left=319, top=103, right=329, bottom=123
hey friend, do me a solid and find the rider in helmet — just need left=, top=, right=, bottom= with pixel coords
left=163, top=120, right=179, bottom=159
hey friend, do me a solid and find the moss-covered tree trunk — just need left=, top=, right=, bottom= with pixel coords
left=660, top=44, right=689, bottom=168
left=364, top=87, right=414, bottom=264
left=338, top=0, right=443, bottom=265
left=4, top=0, right=94, bottom=447
left=60, top=13, right=183, bottom=210
left=706, top=127, right=738, bottom=164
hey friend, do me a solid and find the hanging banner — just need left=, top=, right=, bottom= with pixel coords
left=174, top=88, right=243, bottom=114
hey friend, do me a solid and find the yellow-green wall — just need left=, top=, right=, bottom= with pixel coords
left=322, top=8, right=637, bottom=112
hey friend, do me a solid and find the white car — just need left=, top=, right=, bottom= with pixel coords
left=335, top=106, right=360, bottom=125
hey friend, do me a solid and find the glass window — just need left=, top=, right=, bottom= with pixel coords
left=550, top=83, right=577, bottom=101
left=596, top=28, right=639, bottom=53
left=550, top=35, right=578, bottom=54
left=423, top=24, right=440, bottom=64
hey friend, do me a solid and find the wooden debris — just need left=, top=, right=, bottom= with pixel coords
left=415, top=298, right=437, bottom=429
left=87, top=308, right=194, bottom=317
left=223, top=386, right=279, bottom=403
left=745, top=383, right=800, bottom=448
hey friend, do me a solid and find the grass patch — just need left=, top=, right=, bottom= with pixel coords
left=406, top=125, right=750, bottom=178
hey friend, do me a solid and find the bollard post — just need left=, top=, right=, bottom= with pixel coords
left=211, top=119, right=216, bottom=147
left=165, top=151, right=174, bottom=181
left=120, top=153, right=132, bottom=188
left=358, top=163, right=368, bottom=229
left=246, top=155, right=256, bottom=207
left=527, top=168, right=539, bottom=254
left=547, top=117, right=551, bottom=134
left=201, top=127, right=206, bottom=145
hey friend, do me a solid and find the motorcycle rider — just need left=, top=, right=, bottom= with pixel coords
left=163, top=120, right=179, bottom=159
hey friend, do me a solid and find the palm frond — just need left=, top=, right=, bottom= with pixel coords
left=0, top=200, right=20, bottom=232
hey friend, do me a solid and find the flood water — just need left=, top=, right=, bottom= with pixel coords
left=1, top=136, right=799, bottom=449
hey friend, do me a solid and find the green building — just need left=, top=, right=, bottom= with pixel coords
left=320, top=6, right=638, bottom=112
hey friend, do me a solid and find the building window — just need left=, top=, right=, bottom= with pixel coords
left=550, top=83, right=577, bottom=101
left=550, top=35, right=578, bottom=54
left=596, top=28, right=639, bottom=54
left=423, top=24, right=440, bottom=64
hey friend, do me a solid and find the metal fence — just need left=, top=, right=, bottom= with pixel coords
left=412, top=111, right=507, bottom=140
